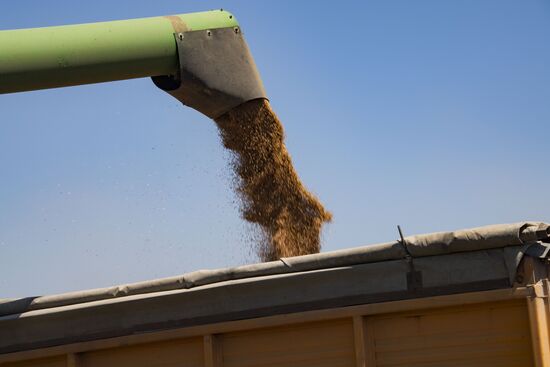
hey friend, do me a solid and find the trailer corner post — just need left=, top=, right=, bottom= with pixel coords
left=527, top=280, right=550, bottom=367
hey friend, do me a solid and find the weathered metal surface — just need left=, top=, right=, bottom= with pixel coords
left=152, top=27, right=267, bottom=118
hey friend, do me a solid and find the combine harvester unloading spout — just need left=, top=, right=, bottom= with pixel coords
left=0, top=9, right=267, bottom=118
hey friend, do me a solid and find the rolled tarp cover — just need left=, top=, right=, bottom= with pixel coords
left=0, top=221, right=548, bottom=318
left=404, top=222, right=550, bottom=256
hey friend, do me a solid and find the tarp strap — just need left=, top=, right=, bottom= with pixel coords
left=398, top=226, right=423, bottom=292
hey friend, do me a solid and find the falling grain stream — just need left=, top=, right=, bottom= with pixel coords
left=215, top=99, right=332, bottom=261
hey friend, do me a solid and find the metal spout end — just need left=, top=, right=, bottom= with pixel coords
left=152, top=27, right=267, bottom=119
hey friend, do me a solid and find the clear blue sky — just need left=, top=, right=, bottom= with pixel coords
left=1, top=0, right=549, bottom=298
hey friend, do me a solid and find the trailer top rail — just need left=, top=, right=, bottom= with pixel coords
left=1, top=221, right=549, bottom=355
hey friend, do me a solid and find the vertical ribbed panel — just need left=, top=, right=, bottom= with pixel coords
left=369, top=301, right=534, bottom=367
left=222, top=319, right=356, bottom=367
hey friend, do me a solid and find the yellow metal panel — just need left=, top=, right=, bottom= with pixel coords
left=79, top=338, right=203, bottom=367
left=0, top=288, right=525, bottom=365
left=369, top=301, right=534, bottom=367
left=222, top=319, right=355, bottom=367
left=2, top=356, right=66, bottom=367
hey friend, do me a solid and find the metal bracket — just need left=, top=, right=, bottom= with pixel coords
left=524, top=242, right=550, bottom=259
left=527, top=280, right=549, bottom=299
left=152, top=27, right=267, bottom=119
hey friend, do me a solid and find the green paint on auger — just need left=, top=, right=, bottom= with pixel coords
left=0, top=10, right=237, bottom=93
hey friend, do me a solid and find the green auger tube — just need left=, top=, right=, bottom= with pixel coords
left=0, top=9, right=267, bottom=117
